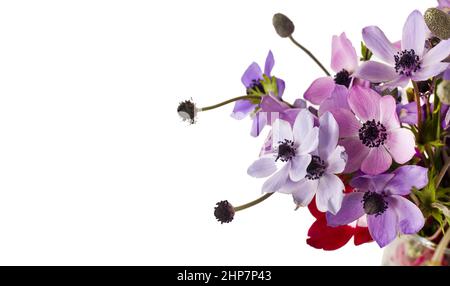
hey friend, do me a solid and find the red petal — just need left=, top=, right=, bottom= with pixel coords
left=307, top=196, right=325, bottom=219
left=354, top=226, right=373, bottom=246
left=307, top=217, right=354, bottom=251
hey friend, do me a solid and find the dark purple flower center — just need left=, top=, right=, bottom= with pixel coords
left=305, top=155, right=326, bottom=180
left=334, top=69, right=352, bottom=88
left=275, top=139, right=296, bottom=162
left=359, top=120, right=387, bottom=148
left=394, top=49, right=421, bottom=77
left=362, top=192, right=388, bottom=217
left=247, top=79, right=266, bottom=95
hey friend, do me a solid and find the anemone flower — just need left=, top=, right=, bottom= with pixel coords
left=304, top=33, right=358, bottom=105
left=247, top=109, right=318, bottom=194
left=286, top=112, right=348, bottom=214
left=326, top=165, right=428, bottom=247
left=333, top=85, right=415, bottom=175
left=356, top=10, right=450, bottom=88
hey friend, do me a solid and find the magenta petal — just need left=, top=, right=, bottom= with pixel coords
left=412, top=63, right=450, bottom=82
left=348, top=85, right=381, bottom=122
left=241, top=62, right=262, bottom=87
left=422, top=39, right=450, bottom=67
left=264, top=50, right=275, bottom=76
left=367, top=208, right=398, bottom=247
left=332, top=108, right=361, bottom=137
left=318, top=85, right=350, bottom=116
left=326, top=192, right=365, bottom=226
left=340, top=137, right=369, bottom=173
left=402, top=10, right=427, bottom=56
left=379, top=95, right=400, bottom=131
left=304, top=77, right=335, bottom=105
left=362, top=26, right=397, bottom=65
left=231, top=100, right=255, bottom=120
left=331, top=32, right=358, bottom=73
left=351, top=174, right=395, bottom=193
left=387, top=196, right=425, bottom=235
left=385, top=166, right=429, bottom=196
left=355, top=61, right=398, bottom=83
left=361, top=147, right=392, bottom=175
left=385, top=128, right=415, bottom=164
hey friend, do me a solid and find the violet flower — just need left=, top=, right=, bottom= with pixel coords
left=231, top=51, right=285, bottom=137
left=396, top=102, right=418, bottom=125
left=247, top=109, right=318, bottom=193
left=333, top=85, right=415, bottom=175
left=326, top=165, right=428, bottom=247
left=356, top=10, right=450, bottom=88
left=304, top=33, right=358, bottom=105
left=438, top=0, right=450, bottom=10
left=288, top=112, right=348, bottom=214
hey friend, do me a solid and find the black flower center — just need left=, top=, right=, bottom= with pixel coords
left=247, top=79, right=266, bottom=95
left=305, top=155, right=326, bottom=180
left=394, top=49, right=421, bottom=76
left=362, top=192, right=388, bottom=216
left=275, top=139, right=296, bottom=162
left=359, top=119, right=387, bottom=148
left=177, top=100, right=196, bottom=124
left=334, top=69, right=352, bottom=88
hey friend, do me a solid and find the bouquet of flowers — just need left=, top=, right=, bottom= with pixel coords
left=178, top=1, right=450, bottom=265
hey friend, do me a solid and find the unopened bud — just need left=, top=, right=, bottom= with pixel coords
left=424, top=8, right=450, bottom=40
left=272, top=13, right=295, bottom=38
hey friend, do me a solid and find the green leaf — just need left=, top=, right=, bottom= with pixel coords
left=360, top=41, right=373, bottom=61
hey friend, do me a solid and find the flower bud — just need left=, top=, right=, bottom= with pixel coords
left=424, top=8, right=450, bottom=40
left=214, top=200, right=235, bottom=224
left=272, top=13, right=295, bottom=38
left=438, top=80, right=450, bottom=105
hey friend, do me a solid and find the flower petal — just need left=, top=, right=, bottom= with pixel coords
left=293, top=109, right=314, bottom=142
left=262, top=163, right=290, bottom=193
left=326, top=192, right=365, bottom=226
left=272, top=119, right=293, bottom=148
left=331, top=32, right=358, bottom=73
left=367, top=207, right=398, bottom=247
left=289, top=154, right=312, bottom=182
left=319, top=112, right=339, bottom=159
left=326, top=145, right=348, bottom=174
left=351, top=173, right=395, bottom=193
left=387, top=195, right=425, bottom=234
left=355, top=61, right=398, bottom=83
left=361, top=147, right=392, bottom=175
left=247, top=157, right=277, bottom=178
left=241, top=62, right=262, bottom=87
left=379, top=95, right=400, bottom=130
left=304, top=77, right=336, bottom=105
left=250, top=112, right=268, bottom=137
left=307, top=216, right=354, bottom=251
left=383, top=75, right=410, bottom=89
left=402, top=10, right=427, bottom=56
left=316, top=174, right=345, bottom=214
left=397, top=102, right=418, bottom=125
left=362, top=26, right=397, bottom=65
left=339, top=137, right=369, bottom=173
left=231, top=100, right=255, bottom=120
left=348, top=85, right=381, bottom=122
left=291, top=179, right=318, bottom=206
left=385, top=165, right=429, bottom=196
left=385, top=128, right=415, bottom=164
left=412, top=63, right=450, bottom=81
left=297, top=127, right=319, bottom=155
left=264, top=50, right=274, bottom=76
left=276, top=78, right=285, bottom=98
left=422, top=39, right=450, bottom=67
left=332, top=108, right=361, bottom=137
left=318, top=85, right=350, bottom=116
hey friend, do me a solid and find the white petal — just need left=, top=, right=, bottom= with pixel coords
left=326, top=145, right=348, bottom=174
left=316, top=174, right=345, bottom=215
left=293, top=109, right=314, bottom=143
left=297, top=127, right=319, bottom=155
left=262, top=163, right=290, bottom=193
left=291, top=179, right=319, bottom=206
left=422, top=39, right=450, bottom=67
left=318, top=112, right=339, bottom=159
left=402, top=10, right=427, bottom=56
left=272, top=119, right=293, bottom=149
left=247, top=157, right=277, bottom=178
left=289, top=154, right=311, bottom=182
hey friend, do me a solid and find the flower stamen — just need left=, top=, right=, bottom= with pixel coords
left=359, top=119, right=387, bottom=148
left=394, top=49, right=421, bottom=77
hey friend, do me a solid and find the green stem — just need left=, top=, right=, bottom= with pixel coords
left=435, top=158, right=450, bottom=188
left=412, top=81, right=423, bottom=140
left=288, top=35, right=331, bottom=76
left=430, top=226, right=450, bottom=266
left=234, top=193, right=274, bottom=212
left=199, top=95, right=260, bottom=112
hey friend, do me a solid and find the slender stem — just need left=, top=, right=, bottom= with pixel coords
left=199, top=95, right=260, bottom=112
left=234, top=193, right=274, bottom=212
left=288, top=35, right=331, bottom=76
left=425, top=144, right=434, bottom=167
left=430, top=226, right=450, bottom=266
left=435, top=158, right=450, bottom=188
left=427, top=221, right=447, bottom=241
left=412, top=81, right=423, bottom=134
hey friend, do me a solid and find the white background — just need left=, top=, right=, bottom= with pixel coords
left=0, top=0, right=432, bottom=265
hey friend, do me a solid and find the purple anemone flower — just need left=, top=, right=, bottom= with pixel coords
left=304, top=33, right=359, bottom=105
left=356, top=10, right=450, bottom=88
left=396, top=102, right=418, bottom=125
left=326, top=165, right=428, bottom=247
left=288, top=112, right=347, bottom=214
left=247, top=109, right=319, bottom=193
left=231, top=51, right=285, bottom=137
left=333, top=85, right=415, bottom=175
